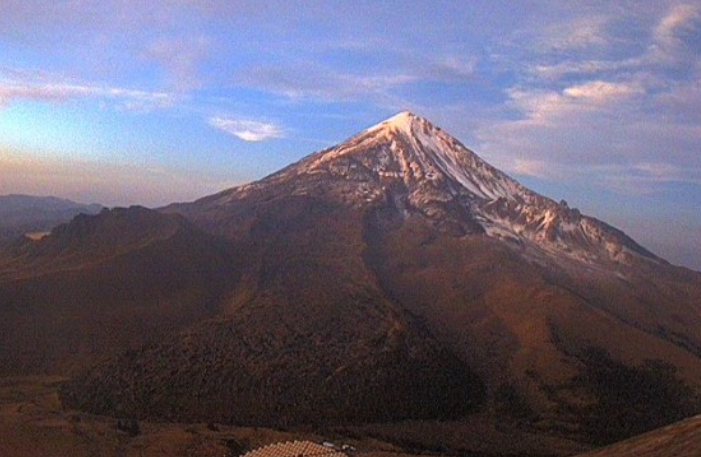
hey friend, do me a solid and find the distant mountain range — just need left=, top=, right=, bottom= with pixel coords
left=0, top=194, right=103, bottom=241
left=1, top=113, right=700, bottom=455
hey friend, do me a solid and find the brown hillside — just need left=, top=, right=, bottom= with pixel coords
left=0, top=207, right=238, bottom=375
left=3, top=113, right=701, bottom=454
left=61, top=198, right=485, bottom=426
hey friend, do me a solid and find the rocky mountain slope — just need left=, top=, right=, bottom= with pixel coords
left=2, top=113, right=701, bottom=453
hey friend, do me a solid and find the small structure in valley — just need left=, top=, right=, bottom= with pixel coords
left=241, top=441, right=348, bottom=457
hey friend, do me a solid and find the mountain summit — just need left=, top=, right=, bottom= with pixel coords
left=4, top=113, right=700, bottom=454
left=178, top=111, right=657, bottom=266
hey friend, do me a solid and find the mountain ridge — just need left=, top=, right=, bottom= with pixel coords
left=0, top=205, right=238, bottom=375
left=0, top=193, right=103, bottom=241
left=1, top=112, right=699, bottom=454
left=167, top=111, right=660, bottom=268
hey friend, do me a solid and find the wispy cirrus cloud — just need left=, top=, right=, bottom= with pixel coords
left=476, top=72, right=701, bottom=189
left=208, top=117, right=284, bottom=142
left=233, top=64, right=417, bottom=104
left=231, top=52, right=478, bottom=107
left=644, top=2, right=700, bottom=67
left=143, top=35, right=211, bottom=91
left=596, top=164, right=701, bottom=196
left=472, top=1, right=701, bottom=198
left=654, top=3, right=700, bottom=47
left=525, top=2, right=700, bottom=82
left=633, top=162, right=701, bottom=184
left=501, top=79, right=643, bottom=129
left=0, top=78, right=176, bottom=112
left=533, top=15, right=611, bottom=52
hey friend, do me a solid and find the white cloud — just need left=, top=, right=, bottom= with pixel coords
left=654, top=3, right=700, bottom=46
left=208, top=117, right=284, bottom=142
left=474, top=72, right=700, bottom=190
left=644, top=3, right=701, bottom=65
left=520, top=3, right=700, bottom=84
left=502, top=80, right=643, bottom=129
left=487, top=3, right=699, bottom=192
left=562, top=80, right=643, bottom=101
left=0, top=80, right=175, bottom=111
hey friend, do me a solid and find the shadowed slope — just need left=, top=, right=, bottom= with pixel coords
left=576, top=414, right=701, bottom=457
left=62, top=198, right=485, bottom=426
left=0, top=207, right=238, bottom=374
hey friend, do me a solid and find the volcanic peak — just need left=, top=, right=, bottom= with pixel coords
left=365, top=110, right=419, bottom=135
left=182, top=112, right=660, bottom=266
left=305, top=110, right=526, bottom=204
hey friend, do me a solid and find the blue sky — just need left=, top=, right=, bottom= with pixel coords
left=0, top=1, right=699, bottom=270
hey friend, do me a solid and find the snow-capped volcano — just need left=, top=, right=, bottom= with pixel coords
left=28, top=113, right=701, bottom=451
left=190, top=111, right=657, bottom=266
left=244, top=110, right=526, bottom=201
left=318, top=110, right=526, bottom=201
